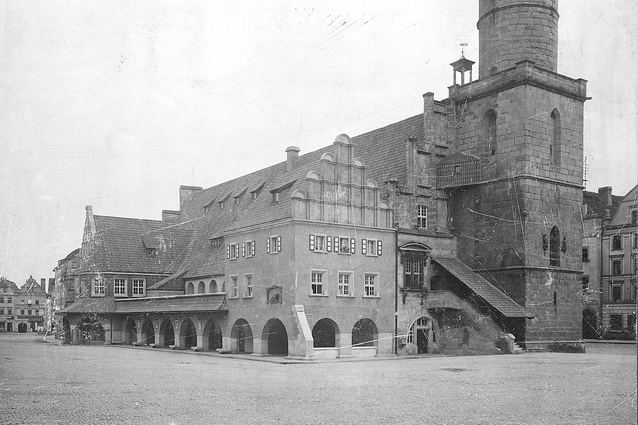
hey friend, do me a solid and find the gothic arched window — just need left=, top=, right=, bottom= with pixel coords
left=550, top=226, right=560, bottom=266
left=550, top=109, right=561, bottom=165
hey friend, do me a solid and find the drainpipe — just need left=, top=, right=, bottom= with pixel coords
left=599, top=227, right=604, bottom=336
left=394, top=225, right=399, bottom=355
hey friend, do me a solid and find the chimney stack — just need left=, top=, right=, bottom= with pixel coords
left=598, top=186, right=613, bottom=206
left=286, top=146, right=300, bottom=171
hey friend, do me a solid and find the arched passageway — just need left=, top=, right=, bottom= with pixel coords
left=141, top=318, right=155, bottom=345
left=407, top=316, right=434, bottom=354
left=312, top=318, right=339, bottom=348
left=160, top=320, right=175, bottom=347
left=125, top=318, right=137, bottom=345
left=262, top=318, right=288, bottom=356
left=231, top=319, right=253, bottom=353
left=352, top=319, right=378, bottom=347
left=203, top=319, right=222, bottom=351
left=180, top=319, right=198, bottom=349
left=79, top=315, right=105, bottom=343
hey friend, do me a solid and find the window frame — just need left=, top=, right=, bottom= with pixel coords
left=611, top=258, right=623, bottom=276
left=243, top=274, right=253, bottom=298
left=244, top=240, right=255, bottom=258
left=309, top=234, right=327, bottom=253
left=92, top=277, right=105, bottom=296
left=132, top=278, right=146, bottom=297
left=229, top=276, right=239, bottom=299
left=228, top=243, right=240, bottom=261
left=611, top=281, right=623, bottom=303
left=612, top=235, right=622, bottom=251
left=114, top=278, right=127, bottom=297
left=310, top=270, right=327, bottom=296
left=581, top=276, right=590, bottom=294
left=362, top=238, right=381, bottom=257
left=337, top=271, right=353, bottom=297
left=364, top=273, right=379, bottom=298
left=582, top=247, right=590, bottom=263
left=417, top=205, right=428, bottom=229
left=267, top=235, right=281, bottom=255
left=609, top=314, right=623, bottom=330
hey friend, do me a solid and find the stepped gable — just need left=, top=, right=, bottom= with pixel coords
left=165, top=114, right=423, bottom=283
left=86, top=215, right=194, bottom=275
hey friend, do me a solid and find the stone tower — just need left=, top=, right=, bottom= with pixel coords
left=440, top=0, right=588, bottom=341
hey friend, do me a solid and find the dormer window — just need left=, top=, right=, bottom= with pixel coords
left=146, top=248, right=158, bottom=258
left=272, top=192, right=279, bottom=203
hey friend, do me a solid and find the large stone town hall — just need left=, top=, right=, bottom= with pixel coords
left=59, top=0, right=589, bottom=358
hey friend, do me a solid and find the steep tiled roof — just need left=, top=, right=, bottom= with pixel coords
left=583, top=190, right=622, bottom=219
left=432, top=257, right=530, bottom=318
left=85, top=215, right=194, bottom=275
left=115, top=293, right=227, bottom=314
left=59, top=296, right=117, bottom=314
left=0, top=278, right=19, bottom=293
left=610, top=184, right=638, bottom=226
left=171, top=114, right=424, bottom=280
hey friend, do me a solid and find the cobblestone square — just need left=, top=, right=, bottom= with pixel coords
left=0, top=333, right=635, bottom=424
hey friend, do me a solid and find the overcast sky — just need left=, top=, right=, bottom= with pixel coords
left=1, top=0, right=637, bottom=284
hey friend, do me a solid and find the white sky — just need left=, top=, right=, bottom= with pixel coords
left=1, top=0, right=637, bottom=283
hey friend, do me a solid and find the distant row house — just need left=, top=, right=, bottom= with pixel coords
left=0, top=276, right=49, bottom=333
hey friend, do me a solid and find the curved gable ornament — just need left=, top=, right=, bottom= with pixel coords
left=399, top=242, right=432, bottom=252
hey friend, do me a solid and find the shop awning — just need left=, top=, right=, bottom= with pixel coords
left=432, top=257, right=531, bottom=318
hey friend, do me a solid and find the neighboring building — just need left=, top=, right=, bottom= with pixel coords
left=601, top=185, right=638, bottom=337
left=14, top=276, right=47, bottom=333
left=52, top=249, right=81, bottom=339
left=61, top=0, right=588, bottom=355
left=0, top=277, right=19, bottom=332
left=581, top=187, right=623, bottom=338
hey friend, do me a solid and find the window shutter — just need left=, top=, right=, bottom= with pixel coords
left=242, top=243, right=246, bottom=258
left=362, top=239, right=367, bottom=255
left=335, top=236, right=340, bottom=253
left=227, top=245, right=230, bottom=260
left=251, top=242, right=255, bottom=257
left=277, top=236, right=281, bottom=252
left=267, top=237, right=271, bottom=254
left=327, top=236, right=332, bottom=252
left=350, top=238, right=356, bottom=254
left=377, top=240, right=382, bottom=256
left=309, top=234, right=315, bottom=251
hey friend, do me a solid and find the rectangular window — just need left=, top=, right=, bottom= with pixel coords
left=581, top=276, right=590, bottom=294
left=245, top=241, right=255, bottom=258
left=609, top=314, right=623, bottom=330
left=132, top=279, right=146, bottom=297
left=228, top=243, right=239, bottom=260
left=362, top=239, right=380, bottom=257
left=267, top=236, right=281, bottom=254
left=309, top=235, right=326, bottom=253
left=35, top=300, right=39, bottom=305
left=244, top=275, right=253, bottom=298
left=336, top=237, right=355, bottom=254
left=582, top=247, right=589, bottom=263
left=92, top=277, right=105, bottom=295
left=114, top=278, right=127, bottom=296
left=27, top=310, right=32, bottom=315
left=6, top=298, right=11, bottom=303
left=417, top=205, right=428, bottom=229
left=628, top=314, right=636, bottom=333
left=632, top=210, right=637, bottom=225
left=612, top=235, right=622, bottom=251
left=230, top=276, right=238, bottom=298
left=311, top=272, right=324, bottom=295
left=7, top=308, right=11, bottom=315
left=364, top=274, right=378, bottom=297
left=338, top=273, right=351, bottom=296
left=612, top=259, right=622, bottom=276
left=404, top=258, right=424, bottom=289
left=633, top=233, right=638, bottom=249
left=21, top=310, right=25, bottom=316
left=611, top=282, right=622, bottom=302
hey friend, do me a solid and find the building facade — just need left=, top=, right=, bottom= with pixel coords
left=0, top=277, right=19, bottom=332
left=60, top=0, right=588, bottom=356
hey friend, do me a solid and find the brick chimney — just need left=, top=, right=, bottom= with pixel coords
left=286, top=146, right=300, bottom=171
left=598, top=186, right=613, bottom=206
left=162, top=210, right=181, bottom=223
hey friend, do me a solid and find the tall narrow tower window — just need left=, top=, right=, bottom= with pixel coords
left=484, top=110, right=497, bottom=156
left=550, top=109, right=561, bottom=165
left=549, top=226, right=560, bottom=267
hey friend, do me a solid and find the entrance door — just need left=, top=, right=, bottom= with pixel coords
left=7, top=323, right=12, bottom=332
left=237, top=326, right=246, bottom=353
left=416, top=328, right=429, bottom=354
